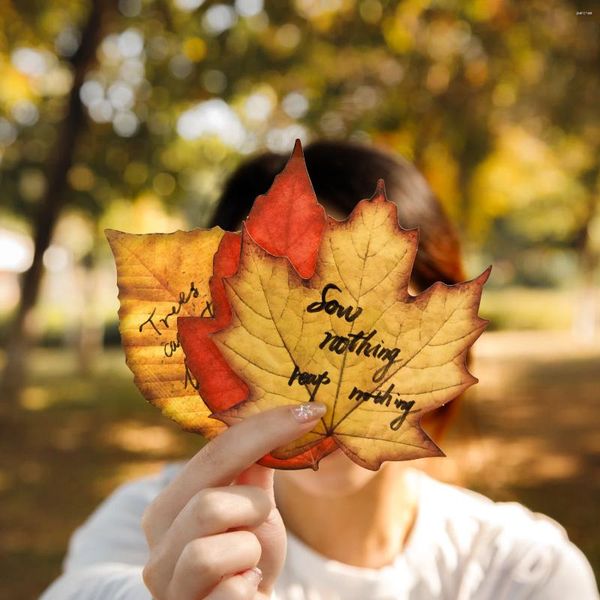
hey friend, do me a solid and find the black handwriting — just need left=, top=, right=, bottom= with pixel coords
left=159, top=282, right=200, bottom=328
left=319, top=329, right=400, bottom=383
left=200, top=301, right=214, bottom=318
left=164, top=337, right=180, bottom=358
left=139, top=282, right=201, bottom=335
left=288, top=364, right=331, bottom=401
left=349, top=383, right=415, bottom=430
left=184, top=362, right=199, bottom=390
left=139, top=308, right=161, bottom=335
left=306, top=283, right=363, bottom=323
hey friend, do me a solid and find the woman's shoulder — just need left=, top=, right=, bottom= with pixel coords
left=407, top=472, right=598, bottom=598
left=418, top=472, right=566, bottom=536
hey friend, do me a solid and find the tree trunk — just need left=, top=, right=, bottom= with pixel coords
left=0, top=1, right=109, bottom=411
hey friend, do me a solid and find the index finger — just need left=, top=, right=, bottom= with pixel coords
left=146, top=402, right=326, bottom=538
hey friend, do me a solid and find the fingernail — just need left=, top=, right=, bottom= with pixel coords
left=291, top=402, right=326, bottom=422
left=243, top=566, right=263, bottom=587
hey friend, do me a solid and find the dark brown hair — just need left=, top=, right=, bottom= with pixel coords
left=210, top=139, right=467, bottom=439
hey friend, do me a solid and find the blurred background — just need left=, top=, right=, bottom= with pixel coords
left=0, top=0, right=598, bottom=597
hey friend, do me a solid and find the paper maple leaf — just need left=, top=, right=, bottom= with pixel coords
left=178, top=141, right=490, bottom=470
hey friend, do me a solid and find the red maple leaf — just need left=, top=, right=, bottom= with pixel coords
left=179, top=141, right=337, bottom=469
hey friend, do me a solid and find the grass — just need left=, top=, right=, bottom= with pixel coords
left=1, top=332, right=599, bottom=598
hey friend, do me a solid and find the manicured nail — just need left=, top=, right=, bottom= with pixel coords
left=243, top=566, right=263, bottom=587
left=291, top=402, right=326, bottom=422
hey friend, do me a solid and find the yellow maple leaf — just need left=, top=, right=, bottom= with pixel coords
left=106, top=228, right=226, bottom=437
left=213, top=184, right=490, bottom=469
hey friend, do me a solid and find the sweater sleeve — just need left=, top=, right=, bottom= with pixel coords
left=483, top=503, right=599, bottom=600
left=40, top=464, right=182, bottom=600
left=525, top=537, right=599, bottom=600
left=457, top=501, right=600, bottom=600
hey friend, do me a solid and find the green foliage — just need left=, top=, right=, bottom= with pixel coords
left=0, top=0, right=598, bottom=281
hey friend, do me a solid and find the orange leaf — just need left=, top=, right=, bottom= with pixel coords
left=208, top=182, right=490, bottom=470
left=106, top=228, right=225, bottom=438
left=179, top=141, right=327, bottom=419
left=178, top=141, right=336, bottom=467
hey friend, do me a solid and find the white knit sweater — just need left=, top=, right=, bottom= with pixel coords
left=40, top=463, right=598, bottom=600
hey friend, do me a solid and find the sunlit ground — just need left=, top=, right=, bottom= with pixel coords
left=1, top=331, right=599, bottom=598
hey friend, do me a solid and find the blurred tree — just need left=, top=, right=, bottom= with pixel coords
left=1, top=0, right=113, bottom=406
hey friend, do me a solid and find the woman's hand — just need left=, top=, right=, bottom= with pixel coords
left=141, top=402, right=326, bottom=599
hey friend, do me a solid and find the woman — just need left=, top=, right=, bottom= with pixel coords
left=41, top=140, right=598, bottom=599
